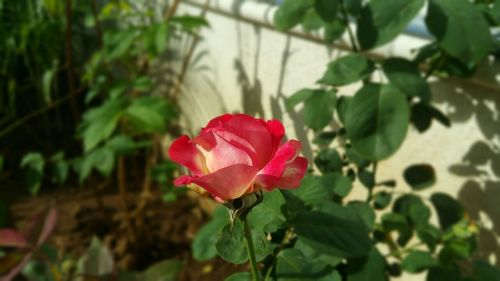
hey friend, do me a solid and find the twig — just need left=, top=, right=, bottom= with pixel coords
left=64, top=0, right=79, bottom=123
left=0, top=88, right=84, bottom=138
left=164, top=0, right=181, bottom=20
left=339, top=0, right=359, bottom=53
left=118, top=156, right=137, bottom=242
left=170, top=0, right=211, bottom=100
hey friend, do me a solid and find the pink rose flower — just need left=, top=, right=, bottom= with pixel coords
left=168, top=114, right=308, bottom=202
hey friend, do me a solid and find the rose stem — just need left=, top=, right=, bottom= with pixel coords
left=243, top=217, right=261, bottom=281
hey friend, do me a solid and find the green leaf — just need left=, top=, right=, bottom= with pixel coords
left=403, top=164, right=436, bottom=191
left=320, top=201, right=375, bottom=231
left=125, top=97, right=173, bottom=133
left=345, top=146, right=371, bottom=168
left=21, top=152, right=45, bottom=196
left=345, top=83, right=410, bottom=160
left=416, top=224, right=442, bottom=252
left=382, top=58, right=431, bottom=103
left=323, top=20, right=345, bottom=44
left=373, top=191, right=392, bottom=210
left=301, top=10, right=324, bottom=31
left=215, top=222, right=247, bottom=264
left=347, top=247, right=388, bottom=281
left=22, top=261, right=54, bottom=281
left=314, top=148, right=342, bottom=173
left=274, top=0, right=314, bottom=31
left=289, top=175, right=330, bottom=206
left=192, top=207, right=228, bottom=261
left=81, top=99, right=126, bottom=152
left=401, top=250, right=438, bottom=273
left=215, top=221, right=272, bottom=264
left=312, top=131, right=336, bottom=146
left=170, top=15, right=209, bottom=31
left=318, top=54, right=375, bottom=86
left=358, top=169, right=375, bottom=189
left=303, top=89, right=336, bottom=131
left=430, top=193, right=464, bottom=230
left=357, top=0, right=425, bottom=50
left=427, top=265, right=461, bottom=281
left=285, top=88, right=314, bottom=111
left=77, top=236, right=114, bottom=277
left=326, top=173, right=352, bottom=198
left=224, top=272, right=252, bottom=281
left=276, top=248, right=340, bottom=281
left=0, top=155, right=4, bottom=173
left=293, top=210, right=371, bottom=258
left=336, top=96, right=351, bottom=125
left=248, top=189, right=286, bottom=232
left=141, top=259, right=183, bottom=281
left=381, top=213, right=408, bottom=232
left=144, top=23, right=169, bottom=56
left=344, top=0, right=363, bottom=16
left=315, top=0, right=339, bottom=22
left=426, top=0, right=493, bottom=64
left=393, top=194, right=430, bottom=227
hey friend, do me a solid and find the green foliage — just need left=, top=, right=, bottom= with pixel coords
left=357, top=0, right=425, bottom=50
left=318, top=54, right=375, bottom=86
left=426, top=0, right=493, bottom=64
left=20, top=153, right=45, bottom=195
left=345, top=83, right=410, bottom=160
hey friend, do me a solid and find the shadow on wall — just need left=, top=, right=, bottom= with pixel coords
left=233, top=21, right=314, bottom=160
left=432, top=78, right=500, bottom=266
left=153, top=34, right=228, bottom=133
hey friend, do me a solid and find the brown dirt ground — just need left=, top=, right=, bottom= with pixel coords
left=3, top=179, right=246, bottom=281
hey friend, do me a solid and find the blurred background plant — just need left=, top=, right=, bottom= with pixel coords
left=0, top=0, right=209, bottom=280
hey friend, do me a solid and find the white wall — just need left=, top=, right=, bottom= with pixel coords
left=169, top=0, right=500, bottom=278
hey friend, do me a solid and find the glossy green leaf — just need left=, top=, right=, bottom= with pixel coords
left=374, top=191, right=392, bottom=209
left=403, top=164, right=436, bottom=191
left=383, top=58, right=431, bottom=103
left=430, top=193, right=464, bottom=230
left=320, top=201, right=375, bottom=231
left=357, top=0, right=425, bottom=49
left=248, top=189, right=286, bottom=232
left=192, top=207, right=228, bottom=261
left=301, top=10, right=324, bottom=31
left=312, top=131, right=336, bottom=146
left=401, top=250, right=438, bottom=273
left=347, top=247, right=388, bottom=281
left=274, top=0, right=314, bottom=31
left=215, top=222, right=247, bottom=264
left=314, top=148, right=342, bottom=173
left=276, top=248, right=341, bottom=281
left=318, top=54, right=375, bottom=86
left=426, top=0, right=493, bottom=64
left=416, top=224, right=442, bottom=252
left=289, top=175, right=330, bottom=206
left=285, top=88, right=314, bottom=111
left=345, top=83, right=410, bottom=160
left=326, top=173, right=352, bottom=198
left=293, top=210, right=371, bottom=258
left=323, top=20, right=345, bottom=44
left=315, top=0, right=339, bottom=22
left=303, top=89, right=336, bottom=131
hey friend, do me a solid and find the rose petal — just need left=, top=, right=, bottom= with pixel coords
left=221, top=114, right=273, bottom=169
left=255, top=140, right=302, bottom=190
left=276, top=156, right=308, bottom=189
left=168, top=135, right=207, bottom=175
left=173, top=164, right=259, bottom=200
left=197, top=132, right=253, bottom=172
left=266, top=119, right=285, bottom=155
